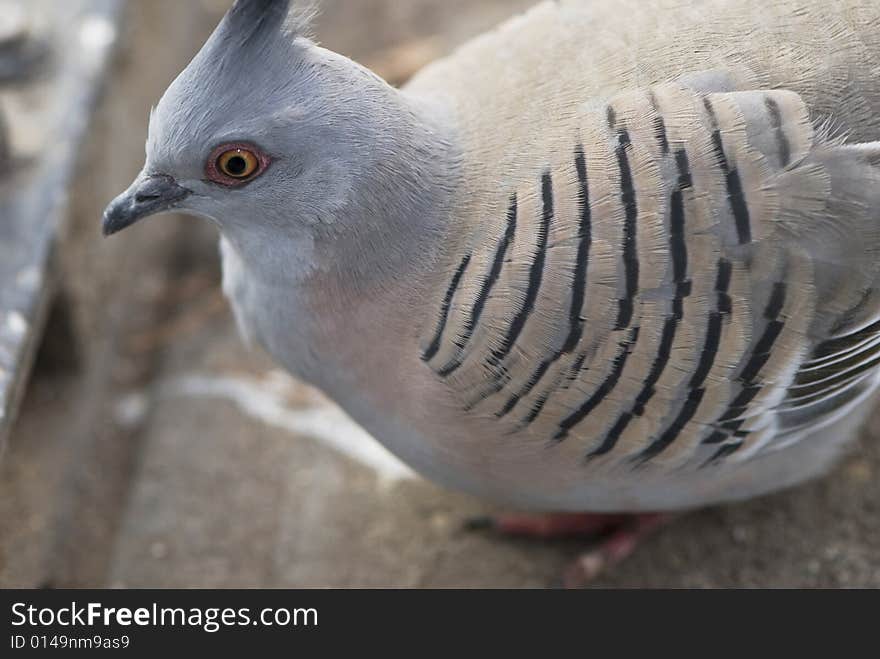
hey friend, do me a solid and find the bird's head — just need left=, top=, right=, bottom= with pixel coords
left=103, top=0, right=414, bottom=270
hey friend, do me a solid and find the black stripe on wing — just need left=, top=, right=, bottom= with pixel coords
left=421, top=254, right=472, bottom=362
left=497, top=146, right=593, bottom=418
left=552, top=327, right=641, bottom=442
left=703, top=282, right=787, bottom=448
left=434, top=195, right=518, bottom=377
left=763, top=97, right=791, bottom=168
left=463, top=172, right=555, bottom=410
left=487, top=173, right=554, bottom=367
left=587, top=148, right=694, bottom=458
left=704, top=97, right=752, bottom=245
left=610, top=107, right=640, bottom=330
left=635, top=258, right=732, bottom=463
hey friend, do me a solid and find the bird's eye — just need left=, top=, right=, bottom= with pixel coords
left=218, top=149, right=258, bottom=178
left=205, top=143, right=270, bottom=187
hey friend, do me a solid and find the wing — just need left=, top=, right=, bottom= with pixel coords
left=419, top=74, right=880, bottom=471
left=735, top=311, right=880, bottom=455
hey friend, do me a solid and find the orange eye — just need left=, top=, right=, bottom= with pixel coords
left=217, top=148, right=259, bottom=179
left=205, top=143, right=270, bottom=186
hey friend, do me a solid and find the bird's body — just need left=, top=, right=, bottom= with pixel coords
left=109, top=0, right=880, bottom=514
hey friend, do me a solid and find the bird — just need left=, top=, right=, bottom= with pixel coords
left=103, top=0, right=880, bottom=585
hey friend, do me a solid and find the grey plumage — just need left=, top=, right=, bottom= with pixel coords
left=106, top=0, right=880, bottom=512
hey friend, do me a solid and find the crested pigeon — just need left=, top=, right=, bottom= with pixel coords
left=103, top=0, right=880, bottom=579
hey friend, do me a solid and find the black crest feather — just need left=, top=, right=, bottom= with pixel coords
left=227, top=0, right=290, bottom=35
left=221, top=0, right=316, bottom=43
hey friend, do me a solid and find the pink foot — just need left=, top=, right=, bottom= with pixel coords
left=561, top=513, right=670, bottom=587
left=489, top=512, right=631, bottom=538
left=472, top=512, right=672, bottom=587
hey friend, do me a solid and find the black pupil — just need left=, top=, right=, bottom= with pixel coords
left=225, top=155, right=248, bottom=176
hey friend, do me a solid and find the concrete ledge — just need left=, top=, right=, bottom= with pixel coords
left=0, top=0, right=123, bottom=455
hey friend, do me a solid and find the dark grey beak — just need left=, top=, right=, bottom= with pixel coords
left=102, top=173, right=191, bottom=236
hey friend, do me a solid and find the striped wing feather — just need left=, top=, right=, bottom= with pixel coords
left=420, top=75, right=880, bottom=471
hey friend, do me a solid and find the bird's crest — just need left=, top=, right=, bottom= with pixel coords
left=145, top=0, right=319, bottom=167
left=219, top=0, right=317, bottom=45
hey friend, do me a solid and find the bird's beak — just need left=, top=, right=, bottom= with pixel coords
left=102, top=172, right=191, bottom=236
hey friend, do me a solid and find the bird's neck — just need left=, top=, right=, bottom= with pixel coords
left=317, top=89, right=459, bottom=298
left=218, top=82, right=460, bottom=366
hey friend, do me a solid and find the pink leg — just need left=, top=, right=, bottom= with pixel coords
left=488, top=512, right=631, bottom=538
left=471, top=511, right=672, bottom=587
left=562, top=513, right=670, bottom=588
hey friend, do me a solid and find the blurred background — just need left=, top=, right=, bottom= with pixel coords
left=0, top=0, right=877, bottom=588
